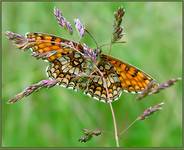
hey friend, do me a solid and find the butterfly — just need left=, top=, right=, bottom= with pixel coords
left=6, top=31, right=158, bottom=103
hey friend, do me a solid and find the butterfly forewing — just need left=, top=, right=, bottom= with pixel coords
left=26, top=32, right=84, bottom=61
left=101, top=54, right=158, bottom=94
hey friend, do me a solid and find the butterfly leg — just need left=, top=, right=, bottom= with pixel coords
left=8, top=79, right=61, bottom=104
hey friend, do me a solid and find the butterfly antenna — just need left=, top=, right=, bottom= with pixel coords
left=85, top=29, right=99, bottom=48
left=99, top=41, right=126, bottom=49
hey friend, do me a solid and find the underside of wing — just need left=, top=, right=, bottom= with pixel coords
left=47, top=51, right=122, bottom=103
left=84, top=59, right=122, bottom=103
left=46, top=51, right=87, bottom=89
left=101, top=54, right=158, bottom=94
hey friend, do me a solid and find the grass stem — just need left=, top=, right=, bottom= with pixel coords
left=109, top=103, right=119, bottom=147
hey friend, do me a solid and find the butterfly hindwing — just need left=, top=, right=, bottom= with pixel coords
left=85, top=59, right=122, bottom=103
left=46, top=51, right=122, bottom=103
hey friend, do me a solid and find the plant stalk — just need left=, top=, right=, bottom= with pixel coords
left=109, top=103, right=119, bottom=147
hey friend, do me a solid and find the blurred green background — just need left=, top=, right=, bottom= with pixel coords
left=2, top=2, right=182, bottom=147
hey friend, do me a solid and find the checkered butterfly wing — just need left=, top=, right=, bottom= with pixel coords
left=83, top=59, right=122, bottom=103
left=47, top=51, right=91, bottom=90
left=47, top=52, right=122, bottom=103
left=25, top=32, right=84, bottom=61
left=101, top=54, right=158, bottom=94
left=8, top=32, right=122, bottom=103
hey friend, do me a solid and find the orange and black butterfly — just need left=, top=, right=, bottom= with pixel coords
left=6, top=31, right=158, bottom=103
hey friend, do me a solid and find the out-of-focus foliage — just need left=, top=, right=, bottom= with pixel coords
left=2, top=2, right=182, bottom=147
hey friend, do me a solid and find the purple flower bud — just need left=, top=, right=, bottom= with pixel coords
left=54, top=7, right=73, bottom=34
left=5, top=31, right=28, bottom=49
left=65, top=21, right=73, bottom=34
left=74, top=18, right=85, bottom=37
left=138, top=102, right=164, bottom=120
left=7, top=79, right=60, bottom=104
left=137, top=77, right=181, bottom=100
